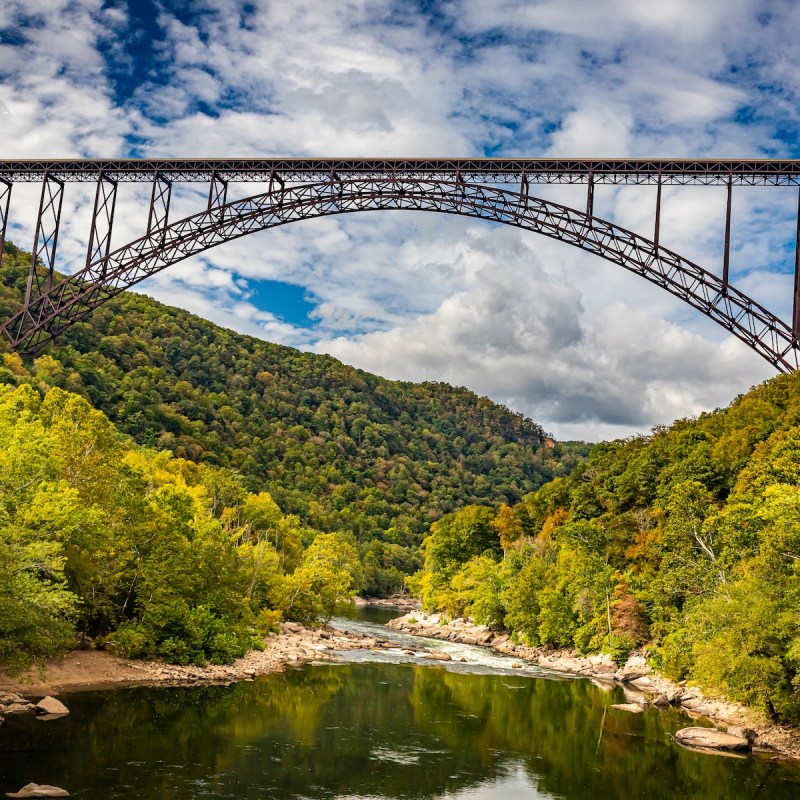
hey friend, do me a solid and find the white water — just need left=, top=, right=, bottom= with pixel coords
left=330, top=615, right=571, bottom=681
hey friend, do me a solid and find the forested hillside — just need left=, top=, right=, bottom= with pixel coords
left=412, top=371, right=800, bottom=724
left=0, top=382, right=364, bottom=670
left=0, top=241, right=586, bottom=595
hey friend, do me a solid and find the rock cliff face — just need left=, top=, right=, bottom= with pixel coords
left=387, top=613, right=800, bottom=759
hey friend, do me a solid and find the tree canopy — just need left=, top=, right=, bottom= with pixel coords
left=411, top=370, right=800, bottom=724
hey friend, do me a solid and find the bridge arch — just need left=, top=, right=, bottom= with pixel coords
left=3, top=176, right=797, bottom=371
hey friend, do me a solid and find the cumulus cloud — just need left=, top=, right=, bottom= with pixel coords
left=3, top=0, right=799, bottom=439
left=314, top=226, right=774, bottom=440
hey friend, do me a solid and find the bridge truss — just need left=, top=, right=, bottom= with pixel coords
left=1, top=158, right=800, bottom=370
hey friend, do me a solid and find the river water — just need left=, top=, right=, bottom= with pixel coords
left=2, top=606, right=800, bottom=799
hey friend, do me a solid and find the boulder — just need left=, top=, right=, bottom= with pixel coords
left=5, top=784, right=70, bottom=798
left=651, top=694, right=671, bottom=708
left=611, top=703, right=645, bottom=714
left=423, top=651, right=452, bottom=661
left=282, top=622, right=303, bottom=634
left=618, top=669, right=649, bottom=682
left=726, top=726, right=758, bottom=744
left=675, top=727, right=750, bottom=752
left=666, top=687, right=684, bottom=704
left=4, top=703, right=35, bottom=715
left=35, top=697, right=69, bottom=716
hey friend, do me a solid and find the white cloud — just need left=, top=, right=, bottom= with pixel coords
left=3, top=0, right=799, bottom=440
left=313, top=225, right=773, bottom=440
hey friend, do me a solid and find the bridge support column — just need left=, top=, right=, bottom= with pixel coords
left=722, top=176, right=732, bottom=292
left=793, top=186, right=800, bottom=343
left=519, top=171, right=529, bottom=210
left=0, top=179, right=10, bottom=261
left=208, top=172, right=228, bottom=210
left=87, top=173, right=117, bottom=276
left=147, top=173, right=172, bottom=241
left=654, top=176, right=662, bottom=248
left=25, top=173, right=64, bottom=307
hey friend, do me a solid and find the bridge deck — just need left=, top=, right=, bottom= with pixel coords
left=2, top=158, right=800, bottom=185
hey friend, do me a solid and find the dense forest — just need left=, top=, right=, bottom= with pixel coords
left=0, top=380, right=364, bottom=669
left=0, top=241, right=585, bottom=597
left=8, top=237, right=798, bottom=731
left=0, top=241, right=587, bottom=671
left=411, top=370, right=800, bottom=724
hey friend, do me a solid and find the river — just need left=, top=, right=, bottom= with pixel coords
left=2, top=606, right=799, bottom=799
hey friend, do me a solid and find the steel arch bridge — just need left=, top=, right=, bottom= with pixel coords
left=2, top=158, right=800, bottom=371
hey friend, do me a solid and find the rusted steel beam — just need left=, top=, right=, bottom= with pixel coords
left=722, top=176, right=733, bottom=291
left=3, top=177, right=797, bottom=373
left=24, top=173, right=63, bottom=306
left=654, top=176, right=662, bottom=249
left=793, top=186, right=800, bottom=343
left=147, top=173, right=172, bottom=239
left=86, top=173, right=117, bottom=275
left=2, top=158, right=800, bottom=185
left=0, top=179, right=10, bottom=259
left=207, top=171, right=228, bottom=210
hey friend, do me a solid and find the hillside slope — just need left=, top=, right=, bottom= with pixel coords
left=0, top=242, right=586, bottom=558
left=412, top=369, right=800, bottom=723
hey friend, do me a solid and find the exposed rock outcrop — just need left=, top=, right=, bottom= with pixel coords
left=675, top=727, right=751, bottom=752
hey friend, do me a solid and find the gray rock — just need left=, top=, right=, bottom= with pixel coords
left=282, top=622, right=303, bottom=634
left=5, top=784, right=70, bottom=798
left=4, top=703, right=35, bottom=715
left=618, top=670, right=649, bottom=682
left=666, top=687, right=684, bottom=704
left=35, top=697, right=69, bottom=716
left=423, top=651, right=452, bottom=661
left=611, top=703, right=645, bottom=713
left=726, top=726, right=758, bottom=743
left=675, top=727, right=750, bottom=751
left=651, top=694, right=671, bottom=708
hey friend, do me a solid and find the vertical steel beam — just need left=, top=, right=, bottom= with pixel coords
left=25, top=173, right=64, bottom=306
left=207, top=171, right=228, bottom=210
left=86, top=173, right=117, bottom=275
left=654, top=175, right=662, bottom=249
left=269, top=169, right=285, bottom=208
left=0, top=179, right=10, bottom=261
left=793, top=186, right=800, bottom=342
left=586, top=172, right=595, bottom=220
left=147, top=172, right=171, bottom=238
left=519, top=171, right=529, bottom=210
left=722, top=175, right=733, bottom=291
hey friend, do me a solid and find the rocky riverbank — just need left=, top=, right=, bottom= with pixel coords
left=0, top=622, right=387, bottom=697
left=388, top=612, right=800, bottom=760
left=353, top=595, right=421, bottom=610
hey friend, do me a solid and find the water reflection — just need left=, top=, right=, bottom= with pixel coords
left=2, top=661, right=799, bottom=799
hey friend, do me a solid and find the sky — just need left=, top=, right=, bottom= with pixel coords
left=2, top=0, right=800, bottom=441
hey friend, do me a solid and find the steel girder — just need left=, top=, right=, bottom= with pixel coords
left=2, top=177, right=797, bottom=371
left=2, top=158, right=800, bottom=185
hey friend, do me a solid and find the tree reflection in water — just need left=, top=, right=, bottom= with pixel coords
left=1, top=663, right=799, bottom=799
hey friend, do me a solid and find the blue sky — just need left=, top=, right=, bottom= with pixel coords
left=2, top=0, right=800, bottom=439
